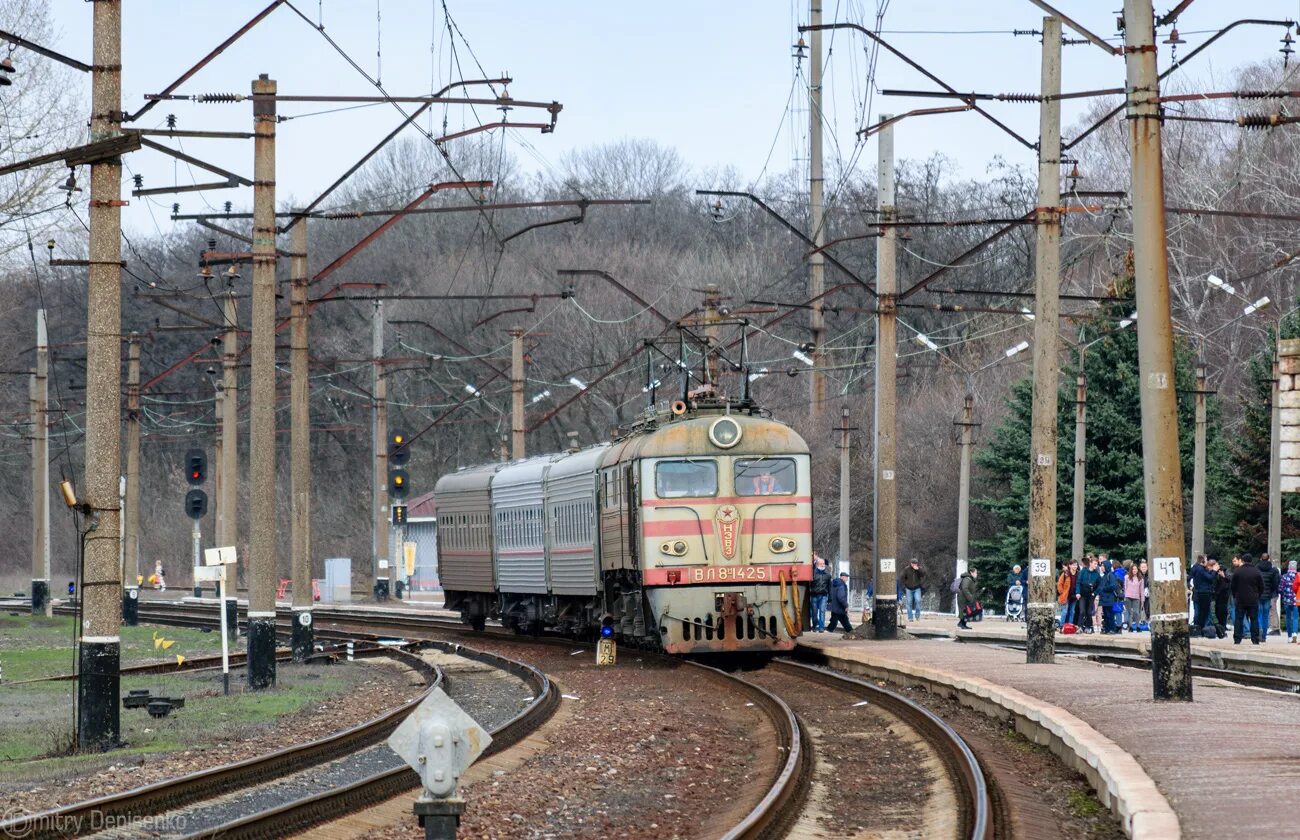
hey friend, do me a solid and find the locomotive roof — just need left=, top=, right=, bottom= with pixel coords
left=603, top=411, right=809, bottom=465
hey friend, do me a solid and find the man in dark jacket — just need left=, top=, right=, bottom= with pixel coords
left=957, top=568, right=982, bottom=629
left=809, top=555, right=831, bottom=632
left=1075, top=557, right=1101, bottom=633
left=1257, top=553, right=1281, bottom=642
left=1097, top=565, right=1122, bottom=634
left=827, top=572, right=853, bottom=633
left=901, top=559, right=925, bottom=623
left=1188, top=555, right=1217, bottom=636
left=1231, top=555, right=1264, bottom=644
left=1211, top=558, right=1230, bottom=639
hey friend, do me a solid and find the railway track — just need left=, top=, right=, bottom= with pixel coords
left=39, top=600, right=995, bottom=839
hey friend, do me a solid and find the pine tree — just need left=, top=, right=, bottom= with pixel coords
left=1209, top=309, right=1300, bottom=557
left=975, top=270, right=1200, bottom=575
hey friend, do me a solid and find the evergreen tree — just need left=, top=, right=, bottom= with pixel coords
left=975, top=270, right=1200, bottom=575
left=1209, top=308, right=1300, bottom=557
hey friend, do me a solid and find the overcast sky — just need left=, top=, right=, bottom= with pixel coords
left=41, top=1, right=1282, bottom=236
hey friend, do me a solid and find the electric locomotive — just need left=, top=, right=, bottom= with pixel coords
left=435, top=400, right=811, bottom=654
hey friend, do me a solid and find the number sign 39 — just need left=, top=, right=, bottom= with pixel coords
left=1030, top=558, right=1050, bottom=577
left=1152, top=557, right=1181, bottom=582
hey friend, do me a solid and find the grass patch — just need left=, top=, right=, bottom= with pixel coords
left=0, top=613, right=226, bottom=681
left=1068, top=787, right=1103, bottom=818
left=0, top=661, right=375, bottom=783
left=1000, top=726, right=1043, bottom=754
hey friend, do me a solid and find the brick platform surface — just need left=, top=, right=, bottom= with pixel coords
left=902, top=612, right=1300, bottom=671
left=801, top=634, right=1300, bottom=840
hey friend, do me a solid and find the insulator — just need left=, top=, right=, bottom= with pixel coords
left=172, top=203, right=180, bottom=215
left=165, top=113, right=176, bottom=129
left=996, top=92, right=1040, bottom=103
left=223, top=201, right=233, bottom=214
left=132, top=174, right=143, bottom=189
left=207, top=238, right=217, bottom=251
left=1237, top=113, right=1279, bottom=129
left=193, top=93, right=244, bottom=103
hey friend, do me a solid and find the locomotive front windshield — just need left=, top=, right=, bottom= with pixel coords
left=655, top=459, right=718, bottom=498
left=733, top=458, right=796, bottom=496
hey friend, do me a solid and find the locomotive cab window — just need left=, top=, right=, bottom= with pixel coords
left=654, top=459, right=718, bottom=498
left=734, top=458, right=797, bottom=496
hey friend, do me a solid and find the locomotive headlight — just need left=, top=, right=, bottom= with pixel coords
left=660, top=540, right=689, bottom=556
left=768, top=537, right=796, bottom=554
left=708, top=416, right=742, bottom=449
left=674, top=540, right=687, bottom=554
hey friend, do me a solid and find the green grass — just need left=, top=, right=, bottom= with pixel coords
left=1068, top=787, right=1103, bottom=818
left=0, top=661, right=369, bottom=780
left=0, top=612, right=226, bottom=681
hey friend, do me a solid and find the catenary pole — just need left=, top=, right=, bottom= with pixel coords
left=1122, top=0, right=1192, bottom=701
left=372, top=300, right=390, bottom=599
left=838, top=407, right=851, bottom=576
left=122, top=332, right=140, bottom=622
left=31, top=310, right=50, bottom=616
left=511, top=328, right=525, bottom=459
left=808, top=0, right=826, bottom=416
left=1268, top=356, right=1281, bottom=631
left=1071, top=353, right=1087, bottom=563
left=289, top=220, right=313, bottom=659
left=872, top=117, right=898, bottom=639
left=1191, top=362, right=1207, bottom=564
left=956, top=394, right=975, bottom=598
left=1026, top=16, right=1061, bottom=664
left=79, top=0, right=124, bottom=749
left=246, top=74, right=278, bottom=690
left=219, top=291, right=238, bottom=550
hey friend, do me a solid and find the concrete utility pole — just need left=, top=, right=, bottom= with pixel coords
left=872, top=117, right=898, bottom=639
left=214, top=383, right=223, bottom=550
left=837, top=408, right=855, bottom=577
left=1026, top=16, right=1062, bottom=665
left=219, top=290, right=238, bottom=551
left=1190, top=362, right=1208, bottom=563
left=246, top=74, right=278, bottom=690
left=1071, top=352, right=1087, bottom=563
left=1268, top=356, right=1282, bottom=631
left=79, top=0, right=124, bottom=749
left=289, top=220, right=313, bottom=660
left=122, top=333, right=140, bottom=623
left=1122, top=0, right=1191, bottom=701
left=30, top=309, right=50, bottom=616
left=956, top=395, right=976, bottom=594
left=510, top=328, right=525, bottom=459
left=807, top=0, right=826, bottom=416
left=372, top=299, right=390, bottom=599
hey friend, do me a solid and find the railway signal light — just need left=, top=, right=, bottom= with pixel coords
left=185, top=489, right=208, bottom=520
left=392, top=504, right=408, bottom=525
left=388, top=467, right=409, bottom=499
left=185, top=449, right=207, bottom=485
left=388, top=431, right=410, bottom=466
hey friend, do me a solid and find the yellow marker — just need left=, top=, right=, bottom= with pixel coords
left=175, top=654, right=185, bottom=666
left=154, top=637, right=163, bottom=649
left=160, top=639, right=174, bottom=650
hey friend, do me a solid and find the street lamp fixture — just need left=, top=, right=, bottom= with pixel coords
left=915, top=333, right=940, bottom=352
left=1244, top=296, right=1271, bottom=316
left=792, top=350, right=815, bottom=366
left=568, top=376, right=587, bottom=390
left=530, top=389, right=551, bottom=404
left=1005, top=340, right=1030, bottom=358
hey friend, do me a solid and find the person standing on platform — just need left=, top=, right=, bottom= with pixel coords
left=901, top=558, right=925, bottom=624
left=827, top=571, right=853, bottom=634
left=1257, top=553, right=1281, bottom=642
left=1189, top=555, right=1217, bottom=636
left=1123, top=561, right=1145, bottom=631
left=1280, top=560, right=1298, bottom=643
left=957, top=567, right=983, bottom=629
left=1231, top=555, right=1264, bottom=645
left=1097, top=563, right=1121, bottom=634
left=1075, top=557, right=1100, bottom=634
left=1211, top=559, right=1230, bottom=639
left=1139, top=559, right=1150, bottom=620
left=809, top=555, right=831, bottom=633
left=1057, top=560, right=1078, bottom=627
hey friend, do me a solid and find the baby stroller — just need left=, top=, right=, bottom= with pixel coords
left=1004, top=581, right=1025, bottom=622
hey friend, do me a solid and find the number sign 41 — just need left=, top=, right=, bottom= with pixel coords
left=1152, top=557, right=1182, bottom=582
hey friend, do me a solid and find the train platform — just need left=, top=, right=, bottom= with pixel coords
left=797, top=632, right=1298, bottom=840
left=900, top=612, right=1300, bottom=676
